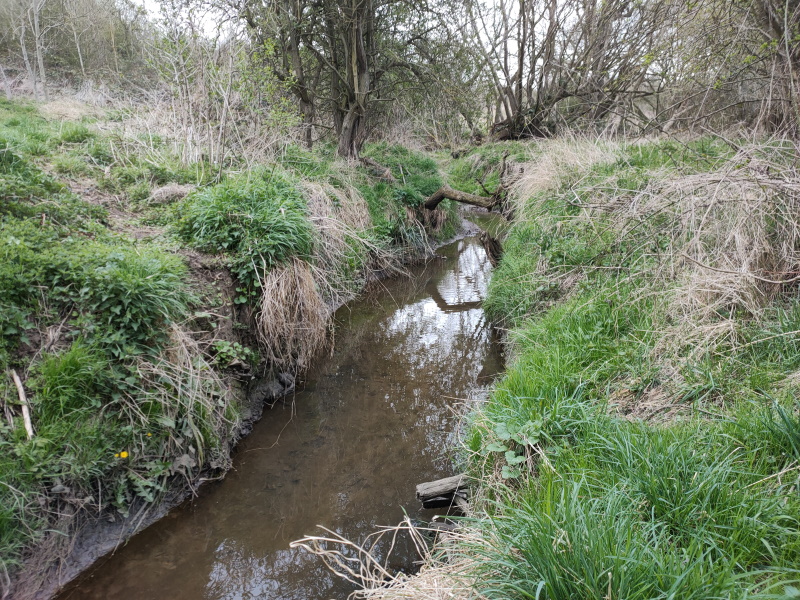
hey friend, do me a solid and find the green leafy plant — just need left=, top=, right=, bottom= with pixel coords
left=211, top=340, right=258, bottom=368
left=485, top=419, right=542, bottom=479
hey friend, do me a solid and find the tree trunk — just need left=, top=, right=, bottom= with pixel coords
left=424, top=185, right=498, bottom=210
left=334, top=0, right=371, bottom=159
left=300, top=99, right=314, bottom=148
left=337, top=104, right=364, bottom=159
left=30, top=0, right=48, bottom=101
left=19, top=25, right=39, bottom=101
left=0, top=63, right=12, bottom=100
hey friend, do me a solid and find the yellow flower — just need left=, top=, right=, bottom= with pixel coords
left=115, top=451, right=129, bottom=459
left=146, top=432, right=152, bottom=437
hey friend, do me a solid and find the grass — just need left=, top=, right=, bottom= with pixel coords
left=0, top=98, right=459, bottom=591
left=176, top=172, right=313, bottom=299
left=437, top=136, right=800, bottom=600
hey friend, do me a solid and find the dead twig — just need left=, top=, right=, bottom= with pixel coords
left=10, top=370, right=33, bottom=440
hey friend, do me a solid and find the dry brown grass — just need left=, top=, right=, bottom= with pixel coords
left=255, top=179, right=406, bottom=373
left=510, top=135, right=622, bottom=215
left=148, top=183, right=196, bottom=205
left=39, top=97, right=103, bottom=121
left=303, top=181, right=369, bottom=296
left=255, top=258, right=329, bottom=370
left=358, top=555, right=486, bottom=600
left=291, top=518, right=487, bottom=600
left=609, top=146, right=800, bottom=355
left=101, top=93, right=303, bottom=168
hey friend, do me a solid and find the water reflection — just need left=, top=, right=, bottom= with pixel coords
left=59, top=236, right=503, bottom=600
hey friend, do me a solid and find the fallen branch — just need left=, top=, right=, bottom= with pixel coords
left=425, top=151, right=512, bottom=212
left=10, top=370, right=33, bottom=440
left=423, top=185, right=498, bottom=210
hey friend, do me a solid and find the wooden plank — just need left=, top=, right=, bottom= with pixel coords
left=416, top=474, right=469, bottom=502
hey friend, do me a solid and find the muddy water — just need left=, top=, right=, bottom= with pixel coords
left=58, top=235, right=503, bottom=600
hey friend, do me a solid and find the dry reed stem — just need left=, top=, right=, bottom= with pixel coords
left=292, top=518, right=486, bottom=600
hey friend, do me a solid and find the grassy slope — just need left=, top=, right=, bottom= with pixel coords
left=0, top=98, right=456, bottom=586
left=449, top=138, right=800, bottom=598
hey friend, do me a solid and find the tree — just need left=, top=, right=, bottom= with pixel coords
left=237, top=0, right=467, bottom=157
left=466, top=0, right=678, bottom=138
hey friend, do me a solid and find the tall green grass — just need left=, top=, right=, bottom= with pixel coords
left=176, top=172, right=313, bottom=298
left=462, top=138, right=800, bottom=599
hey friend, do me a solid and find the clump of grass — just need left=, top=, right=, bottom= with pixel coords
left=301, top=180, right=398, bottom=305
left=508, top=136, right=621, bottom=215
left=59, top=122, right=94, bottom=144
left=34, top=343, right=111, bottom=423
left=52, top=154, right=91, bottom=176
left=0, top=143, right=66, bottom=208
left=177, top=172, right=313, bottom=298
left=256, top=257, right=329, bottom=369
left=357, top=143, right=459, bottom=244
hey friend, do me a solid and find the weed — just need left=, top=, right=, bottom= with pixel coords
left=211, top=340, right=259, bottom=369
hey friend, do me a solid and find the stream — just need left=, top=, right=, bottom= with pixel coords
left=57, top=228, right=503, bottom=600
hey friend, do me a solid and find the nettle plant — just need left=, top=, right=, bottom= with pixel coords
left=486, top=418, right=543, bottom=479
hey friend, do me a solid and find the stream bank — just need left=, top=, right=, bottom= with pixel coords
left=56, top=230, right=503, bottom=600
